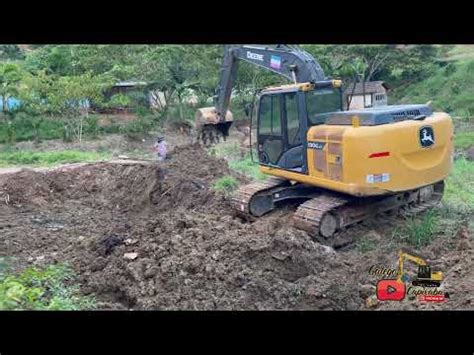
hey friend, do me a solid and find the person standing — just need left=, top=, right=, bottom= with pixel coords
left=153, top=136, right=167, bottom=161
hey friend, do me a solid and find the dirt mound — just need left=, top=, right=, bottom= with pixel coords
left=0, top=144, right=243, bottom=213
left=1, top=142, right=471, bottom=310
left=0, top=170, right=54, bottom=207
left=0, top=143, right=361, bottom=310
left=73, top=208, right=360, bottom=310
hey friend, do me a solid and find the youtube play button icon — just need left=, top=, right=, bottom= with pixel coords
left=376, top=280, right=406, bottom=301
left=387, top=285, right=397, bottom=294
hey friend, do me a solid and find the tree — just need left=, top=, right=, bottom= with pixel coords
left=303, top=44, right=440, bottom=85
left=0, top=63, right=23, bottom=119
left=0, top=45, right=25, bottom=61
left=47, top=72, right=113, bottom=142
left=17, top=70, right=55, bottom=142
left=139, top=45, right=202, bottom=119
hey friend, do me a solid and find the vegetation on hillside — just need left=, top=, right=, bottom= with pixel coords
left=0, top=44, right=450, bottom=143
left=391, top=45, right=474, bottom=118
left=0, top=261, right=95, bottom=310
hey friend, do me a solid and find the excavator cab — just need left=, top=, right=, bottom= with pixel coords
left=417, top=265, right=432, bottom=279
left=256, top=82, right=342, bottom=173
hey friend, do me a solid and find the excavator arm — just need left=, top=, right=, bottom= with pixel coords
left=214, top=44, right=328, bottom=122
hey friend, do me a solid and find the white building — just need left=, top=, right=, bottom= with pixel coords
left=343, top=81, right=389, bottom=110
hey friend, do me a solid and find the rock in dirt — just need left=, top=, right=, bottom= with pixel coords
left=365, top=295, right=379, bottom=309
left=98, top=234, right=124, bottom=256
left=124, top=252, right=138, bottom=260
left=359, top=284, right=376, bottom=299
left=465, top=147, right=474, bottom=161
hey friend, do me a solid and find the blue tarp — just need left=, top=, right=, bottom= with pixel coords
left=0, top=97, right=21, bottom=110
left=0, top=97, right=91, bottom=110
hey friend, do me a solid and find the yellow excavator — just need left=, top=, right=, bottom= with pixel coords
left=197, top=45, right=453, bottom=247
left=397, top=250, right=443, bottom=287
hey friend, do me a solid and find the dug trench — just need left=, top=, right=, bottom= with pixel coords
left=0, top=144, right=471, bottom=310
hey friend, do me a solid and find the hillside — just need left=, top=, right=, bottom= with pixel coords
left=391, top=45, right=474, bottom=120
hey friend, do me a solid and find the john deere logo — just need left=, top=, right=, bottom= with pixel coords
left=419, top=126, right=435, bottom=148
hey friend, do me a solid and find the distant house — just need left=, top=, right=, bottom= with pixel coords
left=106, top=81, right=148, bottom=98
left=343, top=81, right=389, bottom=110
left=92, top=81, right=149, bottom=114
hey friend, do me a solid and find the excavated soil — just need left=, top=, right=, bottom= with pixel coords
left=0, top=144, right=472, bottom=310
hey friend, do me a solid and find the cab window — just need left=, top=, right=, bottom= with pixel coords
left=259, top=94, right=281, bottom=135
left=306, top=88, right=342, bottom=125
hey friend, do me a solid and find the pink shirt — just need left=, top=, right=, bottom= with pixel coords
left=154, top=141, right=167, bottom=157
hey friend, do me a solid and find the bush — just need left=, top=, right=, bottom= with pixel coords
left=0, top=115, right=63, bottom=144
left=119, top=115, right=156, bottom=140
left=0, top=263, right=95, bottom=310
left=213, top=175, right=239, bottom=192
left=84, top=115, right=99, bottom=138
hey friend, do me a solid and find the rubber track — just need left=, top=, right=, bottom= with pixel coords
left=230, top=177, right=288, bottom=219
left=293, top=186, right=444, bottom=248
left=293, top=193, right=352, bottom=248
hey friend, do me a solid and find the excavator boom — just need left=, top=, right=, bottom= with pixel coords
left=214, top=44, right=327, bottom=121
left=195, top=44, right=330, bottom=145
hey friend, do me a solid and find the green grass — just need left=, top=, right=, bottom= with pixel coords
left=212, top=175, right=239, bottom=192
left=393, top=210, right=439, bottom=248
left=0, top=262, right=95, bottom=310
left=355, top=238, right=377, bottom=253
left=444, top=157, right=474, bottom=206
left=454, top=131, right=474, bottom=149
left=0, top=150, right=110, bottom=167
left=385, top=158, right=473, bottom=249
left=209, top=140, right=268, bottom=181
left=229, top=156, right=267, bottom=181
left=441, top=45, right=474, bottom=62
left=208, top=141, right=242, bottom=161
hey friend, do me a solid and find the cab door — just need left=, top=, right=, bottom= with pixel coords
left=279, top=91, right=306, bottom=172
left=257, top=93, right=284, bottom=166
left=257, top=91, right=307, bottom=172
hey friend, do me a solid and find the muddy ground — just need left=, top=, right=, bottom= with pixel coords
left=0, top=139, right=472, bottom=310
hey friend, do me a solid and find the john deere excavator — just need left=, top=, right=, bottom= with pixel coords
left=397, top=250, right=443, bottom=287
left=197, top=45, right=453, bottom=247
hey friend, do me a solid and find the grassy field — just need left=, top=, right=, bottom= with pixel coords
left=392, top=45, right=474, bottom=119
left=444, top=157, right=474, bottom=207
left=0, top=150, right=110, bottom=167
left=454, top=131, right=474, bottom=149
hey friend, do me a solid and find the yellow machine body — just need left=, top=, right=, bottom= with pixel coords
left=261, top=112, right=453, bottom=197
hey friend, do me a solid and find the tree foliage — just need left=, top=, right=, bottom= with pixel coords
left=0, top=44, right=444, bottom=141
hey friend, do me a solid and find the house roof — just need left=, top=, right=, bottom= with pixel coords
left=343, top=81, right=389, bottom=95
left=114, top=81, right=147, bottom=87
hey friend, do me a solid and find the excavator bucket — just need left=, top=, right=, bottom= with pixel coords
left=195, top=107, right=233, bottom=146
